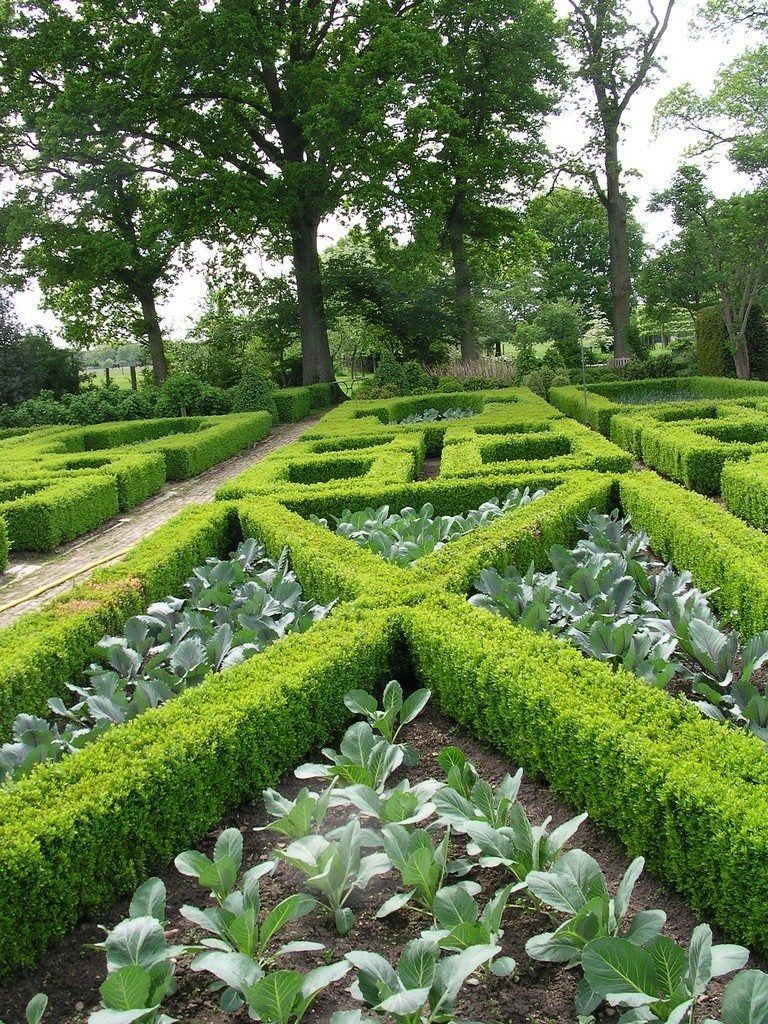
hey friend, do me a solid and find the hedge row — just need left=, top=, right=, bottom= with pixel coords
left=440, top=418, right=632, bottom=479
left=0, top=412, right=272, bottom=552
left=610, top=404, right=768, bottom=494
left=217, top=434, right=425, bottom=500
left=272, top=382, right=336, bottom=423
left=0, top=516, right=7, bottom=573
left=549, top=376, right=768, bottom=436
left=0, top=604, right=395, bottom=972
left=0, top=503, right=238, bottom=738
left=307, top=388, right=562, bottom=455
left=235, top=471, right=615, bottom=607
left=0, top=474, right=120, bottom=552
left=403, top=594, right=768, bottom=948
left=722, top=453, right=768, bottom=531
left=620, top=470, right=768, bottom=635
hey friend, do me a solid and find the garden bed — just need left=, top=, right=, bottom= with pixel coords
left=0, top=706, right=741, bottom=1024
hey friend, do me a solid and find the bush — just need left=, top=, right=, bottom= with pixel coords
left=747, top=306, right=768, bottom=380
left=230, top=366, right=278, bottom=420
left=154, top=372, right=232, bottom=417
left=522, top=367, right=571, bottom=397
left=372, top=352, right=430, bottom=395
left=536, top=301, right=582, bottom=367
left=696, top=306, right=731, bottom=377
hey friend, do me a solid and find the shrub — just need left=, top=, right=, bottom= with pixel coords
left=154, top=372, right=232, bottom=417
left=0, top=516, right=7, bottom=573
left=696, top=306, right=731, bottom=377
left=230, top=366, right=278, bottom=420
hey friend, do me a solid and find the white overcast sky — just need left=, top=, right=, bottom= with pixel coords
left=10, top=0, right=753, bottom=342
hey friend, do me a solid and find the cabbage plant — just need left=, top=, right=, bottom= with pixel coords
left=0, top=541, right=332, bottom=784
left=397, top=407, right=476, bottom=424
left=311, top=487, right=547, bottom=569
left=471, top=510, right=768, bottom=745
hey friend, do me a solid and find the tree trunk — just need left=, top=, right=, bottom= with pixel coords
left=603, top=131, right=633, bottom=362
left=721, top=295, right=751, bottom=379
left=290, top=216, right=336, bottom=386
left=447, top=204, right=479, bottom=362
left=136, top=288, right=168, bottom=385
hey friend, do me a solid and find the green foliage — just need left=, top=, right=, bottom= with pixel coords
left=0, top=293, right=79, bottom=407
left=0, top=515, right=7, bottom=573
left=697, top=306, right=732, bottom=376
left=230, top=367, right=278, bottom=421
left=536, top=300, right=583, bottom=367
left=154, top=372, right=231, bottom=418
left=0, top=541, right=333, bottom=782
left=373, top=353, right=431, bottom=397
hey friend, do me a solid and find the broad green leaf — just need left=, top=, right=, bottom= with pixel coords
left=301, top=961, right=351, bottom=998
left=260, top=894, right=316, bottom=947
left=247, top=971, right=304, bottom=1024
left=129, top=878, right=166, bottom=923
left=100, top=966, right=152, bottom=1011
left=400, top=689, right=431, bottom=725
left=24, top=995, right=48, bottom=1024
left=646, top=936, right=687, bottom=998
left=582, top=937, right=659, bottom=1001
left=398, top=938, right=438, bottom=990
left=377, top=988, right=431, bottom=1015
left=721, top=970, right=768, bottom=1024
left=214, top=828, right=244, bottom=869
left=434, top=885, right=479, bottom=929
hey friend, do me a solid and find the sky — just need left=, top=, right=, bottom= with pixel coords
left=10, top=0, right=753, bottom=343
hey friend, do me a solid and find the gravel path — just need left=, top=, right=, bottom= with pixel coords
left=0, top=416, right=319, bottom=628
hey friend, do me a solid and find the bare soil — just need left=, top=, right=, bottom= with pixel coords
left=0, top=706, right=750, bottom=1024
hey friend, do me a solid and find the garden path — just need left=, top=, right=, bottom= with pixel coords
left=0, top=415, right=320, bottom=628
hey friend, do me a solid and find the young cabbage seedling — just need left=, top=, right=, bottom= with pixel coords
left=344, top=681, right=431, bottom=765
left=190, top=957, right=351, bottom=1023
left=421, top=884, right=517, bottom=977
left=578, top=923, right=748, bottom=1023
left=278, top=818, right=390, bottom=934
left=525, top=852, right=667, bottom=984
left=1, top=995, right=47, bottom=1024
left=343, top=938, right=503, bottom=1023
left=378, top=825, right=479, bottom=919
left=295, top=721, right=404, bottom=793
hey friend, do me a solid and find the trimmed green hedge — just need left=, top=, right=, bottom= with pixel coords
left=620, top=470, right=768, bottom=634
left=0, top=605, right=395, bottom=971
left=440, top=418, right=632, bottom=479
left=0, top=503, right=238, bottom=738
left=722, top=453, right=768, bottom=530
left=0, top=516, right=7, bottom=573
left=696, top=306, right=731, bottom=376
left=549, top=376, right=768, bottom=436
left=0, top=413, right=271, bottom=551
left=402, top=594, right=768, bottom=948
left=272, top=383, right=336, bottom=423
left=0, top=474, right=119, bottom=552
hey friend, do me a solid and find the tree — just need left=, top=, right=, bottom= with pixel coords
left=655, top=47, right=768, bottom=181
left=638, top=224, right=716, bottom=325
left=322, top=230, right=454, bottom=366
left=0, top=7, right=205, bottom=384
left=393, top=0, right=562, bottom=361
left=566, top=0, right=675, bottom=358
left=524, top=186, right=643, bottom=317
left=0, top=290, right=79, bottom=406
left=651, top=165, right=768, bottom=378
left=22, top=0, right=427, bottom=387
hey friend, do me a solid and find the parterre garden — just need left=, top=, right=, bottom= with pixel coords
left=3, top=380, right=768, bottom=1024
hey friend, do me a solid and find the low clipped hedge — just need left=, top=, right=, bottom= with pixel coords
left=272, top=383, right=336, bottom=423
left=722, top=453, right=768, bottom=531
left=0, top=516, right=7, bottom=573
left=620, top=470, right=768, bottom=635
left=0, top=413, right=271, bottom=551
left=0, top=605, right=395, bottom=971
left=403, top=594, right=768, bottom=948
left=217, top=434, right=425, bottom=501
left=549, top=376, right=768, bottom=436
left=0, top=474, right=119, bottom=552
left=440, top=418, right=632, bottom=479
left=0, top=503, right=238, bottom=738
left=142, top=412, right=272, bottom=479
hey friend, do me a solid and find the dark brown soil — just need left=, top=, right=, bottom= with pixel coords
left=417, top=457, right=441, bottom=480
left=0, top=708, right=753, bottom=1024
